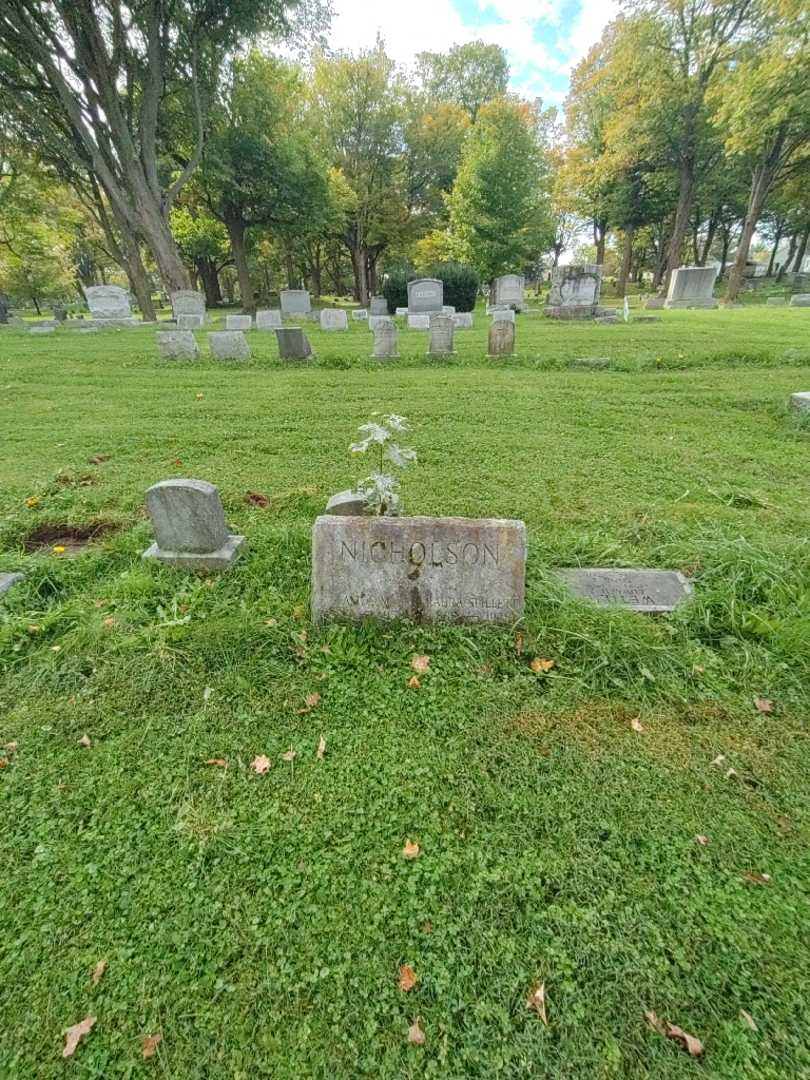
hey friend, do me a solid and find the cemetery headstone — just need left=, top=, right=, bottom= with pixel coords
left=53, top=305, right=67, bottom=323
left=442, top=305, right=456, bottom=315
left=428, top=313, right=454, bottom=355
left=225, top=314, right=253, bottom=330
left=545, top=264, right=604, bottom=319
left=790, top=392, right=810, bottom=412
left=372, top=320, right=399, bottom=359
left=645, top=296, right=666, bottom=309
left=491, top=308, right=515, bottom=323
left=369, top=315, right=393, bottom=331
left=558, top=568, right=692, bottom=613
left=320, top=308, right=349, bottom=331
left=407, top=314, right=430, bottom=330
left=280, top=289, right=311, bottom=316
left=326, top=490, right=369, bottom=516
left=790, top=294, right=810, bottom=307
left=665, top=266, right=719, bottom=309
left=275, top=326, right=312, bottom=361
left=312, top=515, right=527, bottom=624
left=30, top=324, right=57, bottom=334
left=491, top=273, right=525, bottom=310
left=395, top=307, right=409, bottom=317
left=158, top=330, right=199, bottom=361
left=0, top=572, right=24, bottom=597
left=766, top=296, right=786, bottom=306
left=488, top=320, right=515, bottom=357
left=407, top=278, right=443, bottom=314
left=84, top=285, right=135, bottom=323
left=370, top=297, right=389, bottom=316
left=143, top=479, right=245, bottom=571
left=352, top=309, right=369, bottom=321
left=256, top=308, right=283, bottom=330
left=208, top=330, right=251, bottom=361
left=453, top=312, right=473, bottom=329
left=171, top=290, right=206, bottom=326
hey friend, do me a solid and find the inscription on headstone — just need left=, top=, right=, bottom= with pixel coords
left=312, top=515, right=526, bottom=624
left=559, top=568, right=692, bottom=613
left=372, top=321, right=399, bottom=359
left=84, top=285, right=133, bottom=321
left=491, top=273, right=525, bottom=309
left=428, top=313, right=454, bottom=355
left=488, top=320, right=515, bottom=357
left=320, top=308, right=349, bottom=331
left=407, top=278, right=443, bottom=314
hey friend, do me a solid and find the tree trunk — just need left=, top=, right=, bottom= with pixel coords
left=699, top=215, right=718, bottom=266
left=726, top=151, right=783, bottom=303
left=349, top=245, right=369, bottom=305
left=792, top=225, right=810, bottom=272
left=225, top=217, right=255, bottom=312
left=132, top=199, right=190, bottom=292
left=284, top=250, right=297, bottom=289
left=124, top=243, right=156, bottom=321
left=196, top=258, right=222, bottom=307
left=766, top=227, right=783, bottom=276
left=593, top=219, right=607, bottom=265
left=664, top=161, right=696, bottom=289
left=617, top=227, right=634, bottom=296
left=719, top=229, right=732, bottom=278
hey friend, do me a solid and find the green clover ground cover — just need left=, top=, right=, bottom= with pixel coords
left=1, top=307, right=809, bottom=1078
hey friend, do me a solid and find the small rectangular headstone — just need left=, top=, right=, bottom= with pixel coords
left=225, top=314, right=253, bottom=330
left=320, top=308, right=348, bottom=331
left=407, top=314, right=430, bottom=330
left=84, top=285, right=133, bottom=321
left=442, top=305, right=456, bottom=315
left=158, top=330, right=199, bottom=361
left=351, top=309, right=369, bottom=321
left=372, top=321, right=399, bottom=359
left=395, top=307, right=408, bottom=317
left=177, top=313, right=204, bottom=330
left=428, top=313, right=454, bottom=355
left=255, top=309, right=282, bottom=330
left=312, top=515, right=526, bottom=624
left=790, top=294, right=810, bottom=307
left=280, top=289, right=311, bottom=316
left=369, top=315, right=393, bottom=331
left=275, top=326, right=312, bottom=360
left=488, top=320, right=515, bottom=356
left=326, top=490, right=368, bottom=516
left=370, top=297, right=389, bottom=316
left=171, top=290, right=206, bottom=324
left=559, top=568, right=692, bottom=613
left=453, top=313, right=473, bottom=329
left=29, top=325, right=57, bottom=334
left=407, top=278, right=443, bottom=314
left=665, top=266, right=718, bottom=309
left=143, top=479, right=245, bottom=571
left=208, top=331, right=251, bottom=360
left=766, top=296, right=786, bottom=306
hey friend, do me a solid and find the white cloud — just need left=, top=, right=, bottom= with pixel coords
left=327, top=0, right=472, bottom=67
left=560, top=0, right=621, bottom=64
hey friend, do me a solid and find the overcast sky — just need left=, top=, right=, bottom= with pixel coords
left=324, top=0, right=621, bottom=107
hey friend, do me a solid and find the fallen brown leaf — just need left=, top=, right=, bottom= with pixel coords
left=741, top=871, right=771, bottom=885
left=245, top=491, right=270, bottom=508
left=644, top=1010, right=667, bottom=1037
left=695, top=835, right=710, bottom=846
left=304, top=692, right=321, bottom=709
left=282, top=749, right=297, bottom=763
left=4, top=741, right=18, bottom=753
left=407, top=1019, right=426, bottom=1045
left=631, top=717, right=645, bottom=733
left=667, top=1024, right=704, bottom=1057
left=205, top=758, right=227, bottom=767
left=530, top=658, right=555, bottom=674
left=63, top=1015, right=96, bottom=1058
left=403, top=839, right=420, bottom=860
left=0, top=758, right=8, bottom=769
left=754, top=696, right=774, bottom=714
left=91, top=959, right=107, bottom=987
left=316, top=735, right=327, bottom=760
left=87, top=454, right=111, bottom=465
left=251, top=754, right=271, bottom=774
left=526, top=983, right=548, bottom=1025
left=739, top=1009, right=757, bottom=1031
left=407, top=675, right=421, bottom=690
left=514, top=631, right=525, bottom=655
left=411, top=654, right=431, bottom=674
left=78, top=734, right=92, bottom=749
left=142, top=1033, right=162, bottom=1059
left=398, top=964, right=417, bottom=992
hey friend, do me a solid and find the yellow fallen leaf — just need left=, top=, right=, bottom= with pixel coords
left=78, top=734, right=92, bottom=749
left=25, top=495, right=40, bottom=508
left=205, top=758, right=227, bottom=767
left=142, top=1032, right=162, bottom=1059
left=403, top=839, right=420, bottom=860
left=631, top=717, right=644, bottom=733
left=398, top=964, right=417, bottom=992
left=526, top=982, right=548, bottom=1025
left=304, top=692, right=321, bottom=709
left=666, top=1023, right=704, bottom=1057
left=695, top=835, right=710, bottom=846
left=753, top=696, right=774, bottom=714
left=530, top=658, right=555, bottom=674
left=251, top=754, right=271, bottom=774
left=316, top=735, right=326, bottom=760
left=741, top=871, right=771, bottom=885
left=91, top=959, right=107, bottom=987
left=53, top=545, right=66, bottom=554
left=63, top=1015, right=96, bottom=1058
left=408, top=1018, right=426, bottom=1045
left=740, top=1009, right=757, bottom=1031
left=281, top=749, right=297, bottom=763
left=407, top=675, right=421, bottom=690
left=411, top=654, right=431, bottom=674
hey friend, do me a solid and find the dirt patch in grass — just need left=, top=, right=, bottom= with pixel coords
left=24, top=520, right=118, bottom=555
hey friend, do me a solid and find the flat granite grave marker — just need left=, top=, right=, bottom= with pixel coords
left=488, top=320, right=515, bottom=357
left=407, top=278, right=443, bottom=314
left=275, top=326, right=312, bottom=360
left=208, top=330, right=251, bottom=360
left=312, top=515, right=526, bottom=624
left=225, top=314, right=253, bottom=330
left=428, top=313, right=454, bottom=355
left=158, top=330, right=199, bottom=361
left=256, top=308, right=282, bottom=330
left=766, top=296, right=786, bottom=306
left=320, top=308, right=349, bottom=331
left=177, top=313, right=204, bottom=330
left=372, top=321, right=399, bottom=359
left=559, top=568, right=692, bottom=613
left=280, top=289, right=311, bottom=316
left=143, top=479, right=245, bottom=571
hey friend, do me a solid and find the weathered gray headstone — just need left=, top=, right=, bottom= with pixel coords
left=559, top=568, right=692, bottom=613
left=326, top=490, right=369, bottom=516
left=372, top=320, right=399, bottom=359
left=84, top=285, right=133, bottom=321
left=369, top=315, right=393, bottom=332
left=143, top=479, right=245, bottom=571
left=766, top=296, right=786, bottom=306
left=208, top=330, right=251, bottom=360
left=177, top=313, right=204, bottom=330
left=275, top=326, right=312, bottom=361
left=312, top=515, right=526, bottom=624
left=280, top=289, right=311, bottom=316
left=491, top=307, right=515, bottom=324
left=29, top=325, right=56, bottom=335
left=407, top=278, right=443, bottom=314
left=665, top=266, right=718, bottom=309
left=256, top=308, right=283, bottom=330
left=320, top=308, right=349, bottom=331
left=0, top=572, right=24, bottom=597
left=488, top=320, right=515, bottom=357
left=645, top=297, right=666, bottom=310
left=545, top=264, right=603, bottom=318
left=453, top=312, right=473, bottom=329
left=442, top=305, right=456, bottom=315
left=491, top=273, right=525, bottom=310
left=225, top=314, right=253, bottom=330
left=370, top=297, right=389, bottom=316
left=395, top=307, right=409, bottom=317
left=790, top=392, right=810, bottom=412
left=407, top=314, right=430, bottom=330
left=171, top=290, right=206, bottom=325
left=352, top=309, right=369, bottom=321
left=790, top=294, right=810, bottom=307
left=429, top=313, right=454, bottom=355
left=158, top=330, right=199, bottom=361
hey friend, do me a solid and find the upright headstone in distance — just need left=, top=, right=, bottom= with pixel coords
left=280, top=289, right=311, bottom=317
left=491, top=308, right=515, bottom=323
left=370, top=297, right=389, bottom=316
left=766, top=296, right=786, bottom=306
left=665, top=266, right=719, bottom=309
left=369, top=315, right=393, bottom=331
left=208, top=331, right=251, bottom=360
left=225, top=314, right=253, bottom=330
left=320, top=308, right=349, bottom=331
left=84, top=285, right=135, bottom=323
left=256, top=309, right=283, bottom=330
left=545, top=264, right=603, bottom=318
left=491, top=273, right=525, bottom=310
left=488, top=320, right=515, bottom=357
left=171, top=289, right=206, bottom=326
left=372, top=320, right=399, bottom=359
left=325, top=491, right=369, bottom=516
left=311, top=515, right=527, bottom=624
left=275, top=326, right=312, bottom=360
left=177, top=314, right=204, bottom=331
left=352, top=309, right=369, bottom=321
left=453, top=312, right=473, bottom=329
left=143, top=479, right=245, bottom=571
left=158, top=330, right=199, bottom=361
left=428, top=313, right=454, bottom=356
left=558, top=568, right=692, bottom=613
left=407, top=314, right=430, bottom=330
left=790, top=294, right=810, bottom=307
left=407, top=278, right=443, bottom=314
left=395, top=307, right=409, bottom=317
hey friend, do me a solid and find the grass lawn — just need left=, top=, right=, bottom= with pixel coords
left=1, top=306, right=810, bottom=1078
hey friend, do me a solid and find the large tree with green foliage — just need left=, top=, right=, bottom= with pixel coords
left=415, top=41, right=508, bottom=121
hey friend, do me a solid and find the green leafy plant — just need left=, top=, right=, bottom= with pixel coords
left=351, top=413, right=416, bottom=515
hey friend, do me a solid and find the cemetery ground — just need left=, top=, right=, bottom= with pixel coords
left=1, top=305, right=810, bottom=1078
